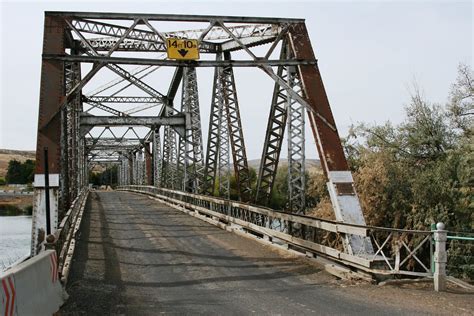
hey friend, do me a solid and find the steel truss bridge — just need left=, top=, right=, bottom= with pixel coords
left=30, top=12, right=445, bottom=287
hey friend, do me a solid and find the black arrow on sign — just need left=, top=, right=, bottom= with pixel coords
left=178, top=49, right=188, bottom=57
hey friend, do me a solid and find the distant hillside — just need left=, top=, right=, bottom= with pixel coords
left=0, top=149, right=36, bottom=178
left=247, top=158, right=321, bottom=171
left=0, top=149, right=321, bottom=178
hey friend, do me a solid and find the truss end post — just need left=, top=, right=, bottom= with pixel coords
left=326, top=171, right=375, bottom=256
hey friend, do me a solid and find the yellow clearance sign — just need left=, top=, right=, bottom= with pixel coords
left=166, top=38, right=200, bottom=60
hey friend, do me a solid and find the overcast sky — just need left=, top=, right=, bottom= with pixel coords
left=0, top=0, right=472, bottom=160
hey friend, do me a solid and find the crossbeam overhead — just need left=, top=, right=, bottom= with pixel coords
left=84, top=96, right=163, bottom=103
left=80, top=114, right=187, bottom=127
left=43, top=55, right=317, bottom=67
left=46, top=11, right=305, bottom=23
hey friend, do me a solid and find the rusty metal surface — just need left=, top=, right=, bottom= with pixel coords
left=35, top=15, right=66, bottom=174
left=47, top=11, right=305, bottom=23
left=144, top=143, right=153, bottom=185
left=288, top=23, right=349, bottom=175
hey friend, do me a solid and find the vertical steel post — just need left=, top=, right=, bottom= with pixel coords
left=43, top=148, right=51, bottom=235
left=217, top=82, right=231, bottom=199
left=128, top=152, right=133, bottom=185
left=60, top=105, right=69, bottom=215
left=222, top=52, right=252, bottom=202
left=176, top=135, right=187, bottom=190
left=286, top=65, right=306, bottom=214
left=186, top=67, right=205, bottom=193
left=255, top=42, right=288, bottom=206
left=144, top=142, right=153, bottom=185
left=153, top=129, right=162, bottom=187
left=178, top=67, right=204, bottom=193
left=203, top=54, right=223, bottom=196
left=162, top=110, right=178, bottom=189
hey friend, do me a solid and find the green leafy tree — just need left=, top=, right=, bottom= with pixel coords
left=22, top=160, right=35, bottom=183
left=89, top=165, right=118, bottom=187
left=448, top=63, right=474, bottom=136
left=6, top=159, right=35, bottom=184
left=339, top=64, right=473, bottom=279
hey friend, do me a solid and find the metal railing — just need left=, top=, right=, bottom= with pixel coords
left=47, top=188, right=89, bottom=284
left=446, top=233, right=474, bottom=280
left=366, top=227, right=432, bottom=276
left=118, top=185, right=439, bottom=278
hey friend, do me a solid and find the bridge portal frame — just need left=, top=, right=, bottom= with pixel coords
left=33, top=11, right=373, bottom=257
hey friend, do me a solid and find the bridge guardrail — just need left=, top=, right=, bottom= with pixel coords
left=118, top=185, right=436, bottom=278
left=0, top=250, right=65, bottom=315
left=46, top=188, right=89, bottom=284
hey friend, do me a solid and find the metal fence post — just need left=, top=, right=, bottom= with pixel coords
left=433, top=222, right=447, bottom=292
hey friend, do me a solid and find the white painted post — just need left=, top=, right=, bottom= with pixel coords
left=31, top=174, right=60, bottom=255
left=263, top=219, right=271, bottom=242
left=433, top=222, right=447, bottom=292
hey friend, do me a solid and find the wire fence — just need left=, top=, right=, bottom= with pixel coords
left=446, top=233, right=474, bottom=280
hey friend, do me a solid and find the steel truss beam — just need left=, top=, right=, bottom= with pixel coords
left=91, top=160, right=121, bottom=164
left=83, top=23, right=279, bottom=53
left=62, top=60, right=83, bottom=211
left=203, top=56, right=223, bottom=196
left=84, top=96, right=163, bottom=103
left=177, top=67, right=205, bottom=193
left=171, top=24, right=278, bottom=40
left=70, top=19, right=159, bottom=43
left=217, top=82, right=231, bottom=199
left=161, top=70, right=182, bottom=190
left=70, top=19, right=218, bottom=53
left=66, top=19, right=168, bottom=104
left=79, top=114, right=186, bottom=127
left=153, top=130, right=162, bottom=187
left=82, top=38, right=218, bottom=53
left=86, top=65, right=159, bottom=97
left=86, top=137, right=144, bottom=144
left=83, top=100, right=127, bottom=116
left=88, top=146, right=141, bottom=153
left=287, top=23, right=347, bottom=173
left=255, top=41, right=289, bottom=206
left=203, top=55, right=231, bottom=198
left=49, top=11, right=304, bottom=23
left=286, top=66, right=306, bottom=214
left=286, top=23, right=374, bottom=255
left=44, top=55, right=317, bottom=68
left=162, top=112, right=178, bottom=189
left=222, top=52, right=252, bottom=202
left=104, top=63, right=166, bottom=100
left=33, top=12, right=375, bottom=260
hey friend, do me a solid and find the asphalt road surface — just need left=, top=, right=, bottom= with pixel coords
left=60, top=191, right=473, bottom=315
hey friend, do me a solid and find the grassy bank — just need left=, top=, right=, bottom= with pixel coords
left=0, top=204, right=32, bottom=216
left=0, top=195, right=33, bottom=216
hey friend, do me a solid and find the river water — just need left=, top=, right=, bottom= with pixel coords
left=0, top=215, right=32, bottom=270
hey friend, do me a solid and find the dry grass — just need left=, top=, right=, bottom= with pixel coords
left=0, top=149, right=35, bottom=178
left=0, top=195, right=33, bottom=209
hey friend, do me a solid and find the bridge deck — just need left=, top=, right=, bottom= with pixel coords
left=60, top=191, right=471, bottom=315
